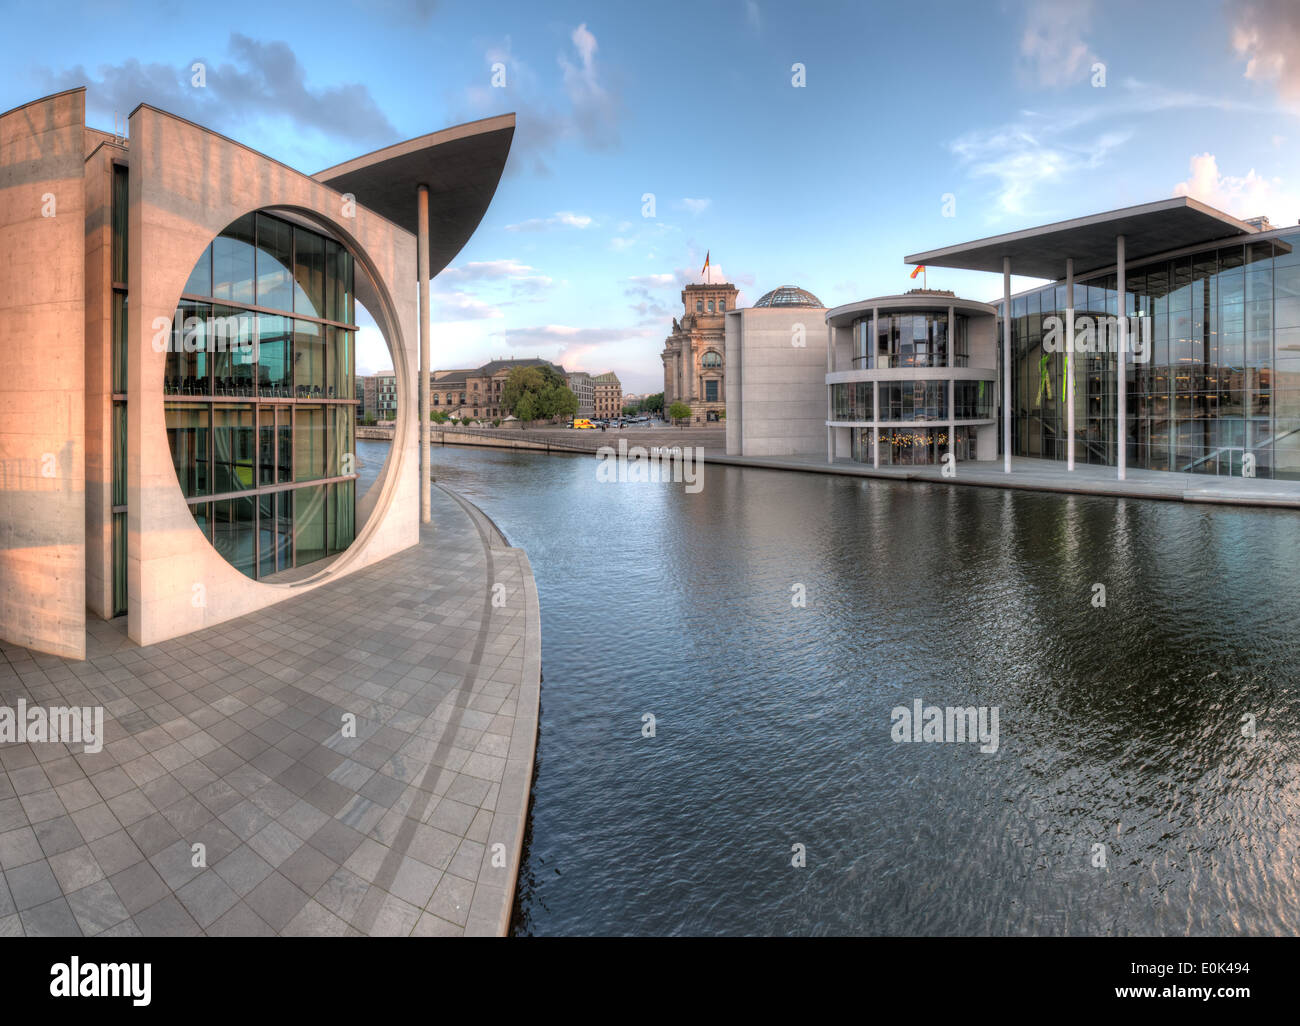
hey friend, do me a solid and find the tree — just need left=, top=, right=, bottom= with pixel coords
left=514, top=391, right=538, bottom=426
left=642, top=392, right=664, bottom=414
left=502, top=364, right=577, bottom=424
left=668, top=401, right=691, bottom=426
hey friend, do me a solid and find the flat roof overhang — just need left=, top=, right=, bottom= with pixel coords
left=905, top=197, right=1258, bottom=281
left=314, top=113, right=515, bottom=278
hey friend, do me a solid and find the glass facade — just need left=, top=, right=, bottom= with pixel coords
left=854, top=312, right=968, bottom=369
left=1003, top=231, right=1300, bottom=477
left=165, top=211, right=359, bottom=578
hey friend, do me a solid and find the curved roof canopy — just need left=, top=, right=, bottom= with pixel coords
left=315, top=113, right=515, bottom=278
left=753, top=285, right=823, bottom=308
left=905, top=197, right=1259, bottom=281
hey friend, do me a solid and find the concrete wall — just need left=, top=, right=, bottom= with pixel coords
left=0, top=89, right=88, bottom=659
left=126, top=104, right=418, bottom=647
left=725, top=307, right=827, bottom=457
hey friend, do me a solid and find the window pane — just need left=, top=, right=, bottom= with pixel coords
left=112, top=511, right=127, bottom=617
left=168, top=301, right=211, bottom=396
left=214, top=496, right=255, bottom=578
left=255, top=213, right=294, bottom=312
left=111, top=165, right=129, bottom=284
left=212, top=213, right=255, bottom=305
left=166, top=403, right=210, bottom=497
left=256, top=313, right=291, bottom=397
left=294, top=484, right=327, bottom=565
left=213, top=406, right=255, bottom=492
left=113, top=292, right=128, bottom=393
left=184, top=243, right=212, bottom=297
left=295, top=405, right=326, bottom=481
left=112, top=402, right=127, bottom=507
left=329, top=481, right=354, bottom=556
left=294, top=320, right=325, bottom=397
left=294, top=228, right=325, bottom=317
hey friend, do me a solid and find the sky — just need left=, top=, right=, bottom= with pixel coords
left=8, top=0, right=1300, bottom=391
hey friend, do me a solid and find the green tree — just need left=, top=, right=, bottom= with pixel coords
left=642, top=392, right=664, bottom=414
left=514, top=391, right=538, bottom=426
left=668, top=401, right=691, bottom=426
left=502, top=364, right=577, bottom=424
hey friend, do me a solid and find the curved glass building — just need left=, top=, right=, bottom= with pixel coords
left=163, top=212, right=359, bottom=580
left=825, top=292, right=999, bottom=466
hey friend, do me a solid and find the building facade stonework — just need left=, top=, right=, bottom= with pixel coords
left=661, top=282, right=736, bottom=423
left=592, top=372, right=622, bottom=419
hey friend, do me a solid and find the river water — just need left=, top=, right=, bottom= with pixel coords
left=356, top=438, right=1300, bottom=936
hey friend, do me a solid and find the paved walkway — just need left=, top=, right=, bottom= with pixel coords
left=706, top=452, right=1300, bottom=508
left=0, top=484, right=540, bottom=936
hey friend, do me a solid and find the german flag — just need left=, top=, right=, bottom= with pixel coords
left=701, top=251, right=710, bottom=280
left=910, top=265, right=926, bottom=279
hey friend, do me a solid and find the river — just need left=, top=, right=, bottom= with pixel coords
left=355, top=438, right=1300, bottom=936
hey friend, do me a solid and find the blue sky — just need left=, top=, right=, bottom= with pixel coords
left=8, top=0, right=1300, bottom=390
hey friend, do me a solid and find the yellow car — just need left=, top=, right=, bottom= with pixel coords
left=572, top=418, right=596, bottom=429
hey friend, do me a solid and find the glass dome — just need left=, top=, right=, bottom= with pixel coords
left=753, top=285, right=823, bottom=308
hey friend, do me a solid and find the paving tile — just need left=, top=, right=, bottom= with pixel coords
left=245, top=872, right=310, bottom=932
left=133, top=895, right=202, bottom=937
left=206, top=900, right=276, bottom=937
left=213, top=845, right=274, bottom=897
left=65, top=879, right=131, bottom=936
left=7, top=860, right=63, bottom=911
left=19, top=897, right=82, bottom=937
left=47, top=845, right=105, bottom=893
left=175, top=871, right=239, bottom=928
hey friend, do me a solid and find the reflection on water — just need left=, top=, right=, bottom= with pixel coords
left=356, top=439, right=1300, bottom=936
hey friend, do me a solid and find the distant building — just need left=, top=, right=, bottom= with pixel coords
left=354, top=379, right=366, bottom=421
left=568, top=371, right=595, bottom=418
left=622, top=392, right=641, bottom=411
left=363, top=371, right=398, bottom=419
left=661, top=282, right=737, bottom=423
left=593, top=372, right=622, bottom=419
left=431, top=358, right=567, bottom=419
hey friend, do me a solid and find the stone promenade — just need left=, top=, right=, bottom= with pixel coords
left=0, top=484, right=540, bottom=936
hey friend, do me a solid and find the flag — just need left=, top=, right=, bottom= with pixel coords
left=910, top=265, right=926, bottom=279
left=701, top=251, right=710, bottom=281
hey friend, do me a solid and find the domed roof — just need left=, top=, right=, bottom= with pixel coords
left=753, top=285, right=823, bottom=308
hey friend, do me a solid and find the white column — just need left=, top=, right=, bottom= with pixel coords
left=417, top=185, right=431, bottom=524
left=1066, top=257, right=1075, bottom=471
left=947, top=377, right=955, bottom=467
left=1116, top=234, right=1127, bottom=481
left=1003, top=257, right=1012, bottom=473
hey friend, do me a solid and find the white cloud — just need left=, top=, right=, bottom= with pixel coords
left=1172, top=152, right=1297, bottom=224
left=1018, top=0, right=1098, bottom=88
left=627, top=274, right=676, bottom=288
left=505, top=211, right=593, bottom=232
left=1230, top=0, right=1300, bottom=107
left=677, top=197, right=712, bottom=215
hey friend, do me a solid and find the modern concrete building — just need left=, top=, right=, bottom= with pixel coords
left=0, top=88, right=513, bottom=658
left=824, top=291, right=999, bottom=466
left=724, top=286, right=828, bottom=457
left=908, top=196, right=1300, bottom=479
left=567, top=371, right=594, bottom=418
left=593, top=372, right=623, bottom=419
left=662, top=282, right=736, bottom=423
